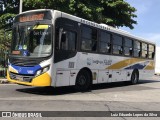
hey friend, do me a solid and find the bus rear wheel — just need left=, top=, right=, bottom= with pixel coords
left=75, top=70, right=91, bottom=91
left=130, top=70, right=139, bottom=84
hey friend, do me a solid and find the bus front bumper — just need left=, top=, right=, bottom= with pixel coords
left=7, top=70, right=51, bottom=86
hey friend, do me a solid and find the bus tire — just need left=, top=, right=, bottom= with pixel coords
left=75, top=70, right=91, bottom=91
left=130, top=70, right=139, bottom=84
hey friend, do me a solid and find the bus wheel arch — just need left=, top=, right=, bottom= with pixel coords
left=130, top=69, right=139, bottom=84
left=74, top=67, right=92, bottom=91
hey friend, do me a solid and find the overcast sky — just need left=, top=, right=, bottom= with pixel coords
left=122, top=0, right=160, bottom=47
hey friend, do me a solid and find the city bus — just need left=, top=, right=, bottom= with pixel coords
left=7, top=9, right=155, bottom=91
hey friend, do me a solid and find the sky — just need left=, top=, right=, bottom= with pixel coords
left=121, top=0, right=160, bottom=47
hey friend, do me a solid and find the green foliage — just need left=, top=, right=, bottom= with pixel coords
left=0, top=29, right=11, bottom=50
left=23, top=0, right=137, bottom=29
left=0, top=0, right=137, bottom=29
left=0, top=0, right=17, bottom=49
left=0, top=0, right=19, bottom=29
left=0, top=0, right=137, bottom=50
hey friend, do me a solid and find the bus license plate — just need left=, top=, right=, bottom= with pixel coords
left=16, top=75, right=23, bottom=81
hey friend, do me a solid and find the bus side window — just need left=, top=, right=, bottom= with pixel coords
left=55, top=28, right=67, bottom=50
left=112, top=34, right=123, bottom=55
left=124, top=38, right=133, bottom=56
left=81, top=26, right=97, bottom=51
left=133, top=41, right=141, bottom=57
left=57, top=28, right=77, bottom=51
left=148, top=44, right=155, bottom=59
left=99, top=31, right=111, bottom=54
left=142, top=43, right=147, bottom=58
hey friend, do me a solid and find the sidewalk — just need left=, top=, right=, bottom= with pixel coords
left=0, top=78, right=9, bottom=84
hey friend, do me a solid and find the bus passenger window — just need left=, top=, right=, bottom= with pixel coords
left=99, top=31, right=111, bottom=53
left=56, top=28, right=77, bottom=51
left=142, top=43, right=148, bottom=58
left=133, top=41, right=141, bottom=57
left=124, top=38, right=133, bottom=56
left=112, top=34, right=123, bottom=55
left=81, top=26, right=97, bottom=51
left=148, top=44, right=155, bottom=59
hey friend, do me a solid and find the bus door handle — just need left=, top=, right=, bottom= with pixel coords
left=57, top=73, right=63, bottom=75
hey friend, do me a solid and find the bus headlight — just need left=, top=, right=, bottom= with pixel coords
left=36, top=70, right=42, bottom=76
left=43, top=66, right=50, bottom=73
left=35, top=65, right=50, bottom=77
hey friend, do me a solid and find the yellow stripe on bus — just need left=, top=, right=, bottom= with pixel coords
left=144, top=61, right=155, bottom=70
left=106, top=58, right=145, bottom=69
left=33, top=25, right=48, bottom=29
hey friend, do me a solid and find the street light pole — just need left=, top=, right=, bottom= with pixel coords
left=19, top=0, right=23, bottom=14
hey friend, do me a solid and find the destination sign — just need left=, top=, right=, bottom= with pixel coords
left=19, top=13, right=44, bottom=22
left=14, top=11, right=52, bottom=23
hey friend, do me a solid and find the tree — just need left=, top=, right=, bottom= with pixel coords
left=0, top=29, right=11, bottom=50
left=23, top=0, right=137, bottom=29
left=0, top=0, right=137, bottom=29
left=0, top=0, right=19, bottom=29
left=0, top=0, right=19, bottom=49
left=0, top=0, right=137, bottom=50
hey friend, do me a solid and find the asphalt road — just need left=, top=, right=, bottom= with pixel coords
left=0, top=75, right=160, bottom=120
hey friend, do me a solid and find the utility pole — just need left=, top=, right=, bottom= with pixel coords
left=19, top=0, right=23, bottom=14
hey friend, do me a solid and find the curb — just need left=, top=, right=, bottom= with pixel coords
left=0, top=79, right=10, bottom=84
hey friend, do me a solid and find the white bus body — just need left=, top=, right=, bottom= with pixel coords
left=155, top=47, right=160, bottom=75
left=7, top=9, right=155, bottom=90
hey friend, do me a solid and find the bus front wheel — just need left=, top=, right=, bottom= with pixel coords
left=75, top=70, right=91, bottom=91
left=130, top=70, right=139, bottom=84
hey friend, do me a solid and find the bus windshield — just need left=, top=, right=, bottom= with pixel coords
left=11, top=24, right=52, bottom=57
